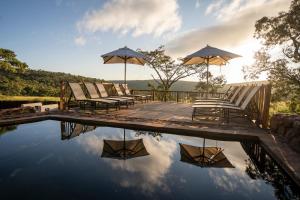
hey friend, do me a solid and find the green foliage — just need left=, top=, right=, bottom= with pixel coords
left=138, top=46, right=205, bottom=91
left=0, top=95, right=59, bottom=102
left=0, top=69, right=104, bottom=97
left=0, top=48, right=29, bottom=73
left=269, top=101, right=300, bottom=117
left=195, top=71, right=226, bottom=93
left=254, top=0, right=300, bottom=62
left=0, top=126, right=17, bottom=136
left=243, top=0, right=300, bottom=110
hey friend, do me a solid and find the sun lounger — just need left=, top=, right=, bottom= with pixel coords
left=95, top=83, right=134, bottom=106
left=194, top=86, right=252, bottom=107
left=192, top=85, right=261, bottom=122
left=122, top=84, right=151, bottom=102
left=84, top=82, right=131, bottom=108
left=68, top=82, right=119, bottom=111
left=195, top=86, right=243, bottom=103
left=113, top=83, right=135, bottom=101
left=195, top=86, right=234, bottom=101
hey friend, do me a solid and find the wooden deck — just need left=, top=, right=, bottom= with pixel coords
left=111, top=101, right=255, bottom=127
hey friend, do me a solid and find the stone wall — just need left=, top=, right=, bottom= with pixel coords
left=270, top=114, right=300, bottom=153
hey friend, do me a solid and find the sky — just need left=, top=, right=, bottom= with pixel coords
left=0, top=0, right=291, bottom=83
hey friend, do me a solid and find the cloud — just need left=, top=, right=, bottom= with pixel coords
left=166, top=0, right=290, bottom=57
left=77, top=0, right=181, bottom=37
left=205, top=0, right=224, bottom=15
left=107, top=137, right=177, bottom=193
left=74, top=36, right=86, bottom=46
left=195, top=0, right=201, bottom=8
left=77, top=131, right=177, bottom=194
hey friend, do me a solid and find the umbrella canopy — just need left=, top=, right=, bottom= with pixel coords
left=183, top=45, right=241, bottom=97
left=101, top=46, right=147, bottom=84
left=183, top=45, right=241, bottom=65
left=179, top=143, right=234, bottom=168
left=101, top=129, right=149, bottom=160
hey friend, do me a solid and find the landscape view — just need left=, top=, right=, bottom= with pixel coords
left=0, top=0, right=299, bottom=199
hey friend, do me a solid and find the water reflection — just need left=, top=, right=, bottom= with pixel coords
left=58, top=121, right=300, bottom=198
left=60, top=121, right=96, bottom=140
left=0, top=126, right=17, bottom=136
left=72, top=126, right=177, bottom=193
left=135, top=130, right=163, bottom=141
left=242, top=142, right=300, bottom=199
left=179, top=143, right=234, bottom=168
left=102, top=129, right=149, bottom=160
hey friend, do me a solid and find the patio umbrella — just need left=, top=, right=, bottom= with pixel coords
left=101, top=46, right=147, bottom=84
left=179, top=142, right=234, bottom=168
left=183, top=45, right=241, bottom=96
left=101, top=129, right=149, bottom=160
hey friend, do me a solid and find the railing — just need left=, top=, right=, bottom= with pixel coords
left=132, top=89, right=225, bottom=103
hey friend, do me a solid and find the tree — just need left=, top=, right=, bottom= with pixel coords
left=0, top=48, right=29, bottom=73
left=139, top=46, right=205, bottom=91
left=243, top=0, right=300, bottom=107
left=195, top=72, right=226, bottom=93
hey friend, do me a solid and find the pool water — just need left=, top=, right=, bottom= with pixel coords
left=0, top=120, right=299, bottom=200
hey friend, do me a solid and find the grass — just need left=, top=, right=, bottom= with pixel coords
left=269, top=101, right=300, bottom=117
left=0, top=95, right=59, bottom=102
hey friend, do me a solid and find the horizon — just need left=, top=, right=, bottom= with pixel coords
left=0, top=0, right=291, bottom=83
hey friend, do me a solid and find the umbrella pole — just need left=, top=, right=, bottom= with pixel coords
left=124, top=57, right=127, bottom=85
left=202, top=138, right=205, bottom=160
left=206, top=58, right=209, bottom=99
left=123, top=129, right=126, bottom=157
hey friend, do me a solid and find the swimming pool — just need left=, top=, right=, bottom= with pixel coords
left=0, top=120, right=299, bottom=199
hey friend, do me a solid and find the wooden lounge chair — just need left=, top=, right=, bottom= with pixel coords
left=113, top=83, right=135, bottom=102
left=195, top=86, right=243, bottom=103
left=195, top=86, right=233, bottom=101
left=95, top=83, right=134, bottom=106
left=84, top=82, right=131, bottom=108
left=194, top=86, right=252, bottom=106
left=68, top=82, right=119, bottom=111
left=192, top=85, right=261, bottom=122
left=121, top=84, right=150, bottom=103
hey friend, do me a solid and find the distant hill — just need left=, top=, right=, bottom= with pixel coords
left=111, top=80, right=199, bottom=91
left=0, top=69, right=104, bottom=97
left=0, top=68, right=199, bottom=97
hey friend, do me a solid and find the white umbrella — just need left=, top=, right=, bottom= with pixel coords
left=101, top=46, right=147, bottom=84
left=183, top=45, right=241, bottom=93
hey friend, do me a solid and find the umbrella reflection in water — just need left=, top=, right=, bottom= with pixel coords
left=101, top=129, right=149, bottom=160
left=179, top=139, right=234, bottom=168
left=61, top=122, right=96, bottom=140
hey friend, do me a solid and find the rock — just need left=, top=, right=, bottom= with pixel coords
left=286, top=128, right=299, bottom=142
left=277, top=126, right=286, bottom=135
left=270, top=116, right=278, bottom=131
left=271, top=113, right=300, bottom=153
left=270, top=114, right=285, bottom=132
left=283, top=116, right=294, bottom=128
left=293, top=120, right=300, bottom=130
left=290, top=137, right=300, bottom=153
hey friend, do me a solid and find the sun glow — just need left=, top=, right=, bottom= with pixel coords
left=213, top=39, right=265, bottom=84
